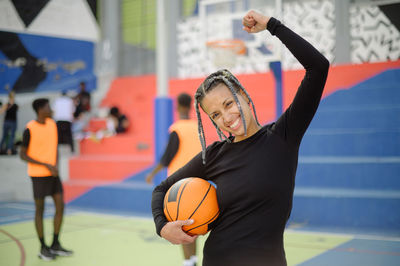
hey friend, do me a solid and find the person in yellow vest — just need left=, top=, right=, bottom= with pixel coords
left=20, top=98, right=73, bottom=261
left=146, top=93, right=201, bottom=266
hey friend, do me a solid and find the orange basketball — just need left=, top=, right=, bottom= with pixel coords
left=164, top=177, right=219, bottom=235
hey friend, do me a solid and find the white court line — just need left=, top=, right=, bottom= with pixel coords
left=0, top=203, right=35, bottom=211
left=0, top=214, right=36, bottom=223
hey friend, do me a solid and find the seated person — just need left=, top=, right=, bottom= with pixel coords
left=109, top=106, right=129, bottom=133
left=80, top=106, right=129, bottom=142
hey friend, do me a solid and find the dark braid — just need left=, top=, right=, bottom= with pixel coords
left=221, top=76, right=247, bottom=137
left=194, top=91, right=207, bottom=164
left=224, top=71, right=261, bottom=127
left=211, top=119, right=230, bottom=141
left=194, top=69, right=259, bottom=164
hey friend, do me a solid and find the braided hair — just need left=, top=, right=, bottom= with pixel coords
left=194, top=69, right=260, bottom=164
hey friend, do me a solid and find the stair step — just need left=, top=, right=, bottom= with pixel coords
left=310, top=106, right=400, bottom=129
left=291, top=187, right=400, bottom=232
left=79, top=135, right=152, bottom=155
left=296, top=157, right=400, bottom=190
left=300, top=132, right=400, bottom=156
left=69, top=155, right=152, bottom=181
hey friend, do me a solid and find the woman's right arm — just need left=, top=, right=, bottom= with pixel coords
left=151, top=151, right=205, bottom=243
left=152, top=181, right=198, bottom=244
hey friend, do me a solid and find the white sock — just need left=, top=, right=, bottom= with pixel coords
left=183, top=259, right=194, bottom=266
left=190, top=255, right=198, bottom=264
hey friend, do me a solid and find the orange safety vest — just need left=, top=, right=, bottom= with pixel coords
left=167, top=119, right=202, bottom=176
left=26, top=118, right=58, bottom=177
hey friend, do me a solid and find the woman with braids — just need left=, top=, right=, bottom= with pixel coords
left=151, top=10, right=329, bottom=266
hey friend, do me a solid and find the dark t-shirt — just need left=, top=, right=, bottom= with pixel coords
left=4, top=103, right=18, bottom=121
left=74, top=91, right=91, bottom=118
left=116, top=114, right=128, bottom=133
left=152, top=17, right=329, bottom=266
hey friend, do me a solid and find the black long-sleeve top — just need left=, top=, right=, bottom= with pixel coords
left=152, top=18, right=329, bottom=266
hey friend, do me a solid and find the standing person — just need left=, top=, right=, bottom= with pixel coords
left=20, top=98, right=73, bottom=261
left=0, top=90, right=18, bottom=155
left=151, top=10, right=329, bottom=266
left=74, top=81, right=91, bottom=117
left=72, top=82, right=91, bottom=137
left=147, top=93, right=202, bottom=266
left=53, top=90, right=75, bottom=153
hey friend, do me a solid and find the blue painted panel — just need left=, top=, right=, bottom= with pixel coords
left=300, top=131, right=400, bottom=156
left=0, top=31, right=96, bottom=94
left=309, top=107, right=400, bottom=129
left=154, top=97, right=173, bottom=186
left=296, top=162, right=400, bottom=190
left=69, top=186, right=152, bottom=216
left=321, top=84, right=400, bottom=106
left=69, top=167, right=154, bottom=216
left=290, top=196, right=400, bottom=231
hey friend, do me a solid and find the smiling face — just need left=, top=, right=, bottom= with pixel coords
left=200, top=83, right=260, bottom=142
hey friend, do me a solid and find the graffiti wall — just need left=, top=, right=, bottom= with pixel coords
left=176, top=0, right=400, bottom=78
left=0, top=0, right=99, bottom=94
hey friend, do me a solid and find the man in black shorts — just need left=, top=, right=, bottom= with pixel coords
left=20, top=98, right=73, bottom=261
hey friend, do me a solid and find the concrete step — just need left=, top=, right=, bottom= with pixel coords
left=68, top=154, right=152, bottom=181
left=310, top=104, right=400, bottom=129
left=300, top=131, right=400, bottom=156
left=78, top=134, right=152, bottom=155
left=296, top=157, right=400, bottom=190
left=322, top=84, right=400, bottom=106
left=290, top=187, right=400, bottom=234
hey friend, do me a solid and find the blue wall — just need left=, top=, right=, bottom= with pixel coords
left=0, top=31, right=96, bottom=94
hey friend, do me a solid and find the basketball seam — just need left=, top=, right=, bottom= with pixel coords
left=185, top=210, right=220, bottom=234
left=188, top=184, right=211, bottom=220
left=164, top=195, right=173, bottom=222
left=176, top=179, right=191, bottom=221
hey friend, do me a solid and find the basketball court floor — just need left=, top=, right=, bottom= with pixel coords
left=0, top=202, right=399, bottom=266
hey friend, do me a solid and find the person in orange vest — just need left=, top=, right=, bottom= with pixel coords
left=20, top=98, right=73, bottom=261
left=146, top=93, right=201, bottom=266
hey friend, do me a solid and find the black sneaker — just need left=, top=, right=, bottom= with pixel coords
left=50, top=243, right=73, bottom=256
left=38, top=246, right=56, bottom=261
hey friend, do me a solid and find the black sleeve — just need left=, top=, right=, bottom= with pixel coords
left=22, top=128, right=30, bottom=147
left=152, top=151, right=206, bottom=236
left=268, top=17, right=330, bottom=145
left=160, top=131, right=180, bottom=167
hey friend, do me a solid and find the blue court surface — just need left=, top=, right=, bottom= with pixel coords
left=1, top=202, right=399, bottom=266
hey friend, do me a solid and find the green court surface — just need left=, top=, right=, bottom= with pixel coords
left=1, top=211, right=398, bottom=266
